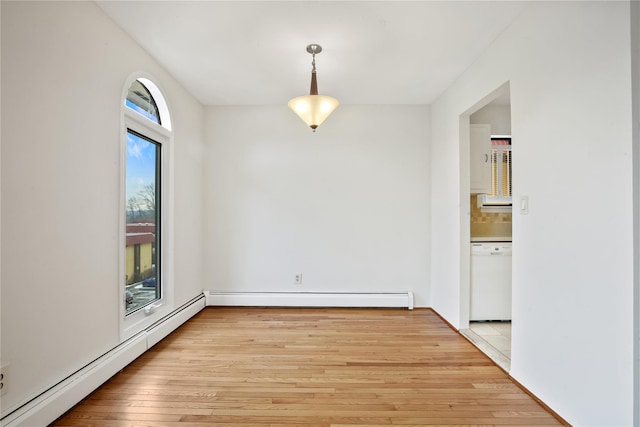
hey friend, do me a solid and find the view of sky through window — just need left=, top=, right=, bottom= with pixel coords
left=125, top=98, right=157, bottom=123
left=126, top=131, right=157, bottom=200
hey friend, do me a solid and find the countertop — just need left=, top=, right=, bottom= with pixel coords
left=471, top=236, right=512, bottom=242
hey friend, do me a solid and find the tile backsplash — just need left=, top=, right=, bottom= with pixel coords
left=470, top=195, right=512, bottom=238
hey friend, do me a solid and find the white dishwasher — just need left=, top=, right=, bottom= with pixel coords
left=470, top=242, right=512, bottom=321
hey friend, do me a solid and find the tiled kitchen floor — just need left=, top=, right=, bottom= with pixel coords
left=461, top=321, right=511, bottom=371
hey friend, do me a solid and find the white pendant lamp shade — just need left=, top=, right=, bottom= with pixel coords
left=288, top=44, right=339, bottom=131
left=287, top=94, right=340, bottom=130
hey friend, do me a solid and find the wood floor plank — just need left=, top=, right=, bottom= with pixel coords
left=52, top=308, right=565, bottom=426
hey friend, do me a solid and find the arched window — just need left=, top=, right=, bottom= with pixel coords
left=122, top=77, right=171, bottom=327
left=126, top=80, right=161, bottom=124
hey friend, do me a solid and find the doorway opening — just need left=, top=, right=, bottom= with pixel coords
left=458, top=82, right=513, bottom=371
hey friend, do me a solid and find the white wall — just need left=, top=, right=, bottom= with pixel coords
left=632, top=1, right=640, bottom=423
left=204, top=105, right=431, bottom=306
left=430, top=1, right=633, bottom=425
left=470, top=104, right=511, bottom=136
left=0, top=1, right=205, bottom=415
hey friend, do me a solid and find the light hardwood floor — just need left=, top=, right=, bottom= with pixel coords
left=53, top=308, right=564, bottom=426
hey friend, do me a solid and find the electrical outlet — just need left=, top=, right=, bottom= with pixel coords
left=294, top=273, right=303, bottom=285
left=1, top=364, right=9, bottom=396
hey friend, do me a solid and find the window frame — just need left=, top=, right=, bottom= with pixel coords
left=120, top=74, right=173, bottom=340
left=124, top=128, right=162, bottom=314
left=479, top=138, right=512, bottom=207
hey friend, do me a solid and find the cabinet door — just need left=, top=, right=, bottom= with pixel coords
left=470, top=124, right=491, bottom=194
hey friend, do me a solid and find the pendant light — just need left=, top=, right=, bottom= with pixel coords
left=288, top=44, right=340, bottom=132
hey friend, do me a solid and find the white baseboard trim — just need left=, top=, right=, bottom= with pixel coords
left=1, top=294, right=206, bottom=427
left=204, top=291, right=414, bottom=310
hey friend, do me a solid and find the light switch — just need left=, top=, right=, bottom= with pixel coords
left=520, top=195, right=529, bottom=215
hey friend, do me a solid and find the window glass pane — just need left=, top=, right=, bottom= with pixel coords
left=490, top=150, right=498, bottom=197
left=125, top=130, right=160, bottom=314
left=126, top=80, right=161, bottom=124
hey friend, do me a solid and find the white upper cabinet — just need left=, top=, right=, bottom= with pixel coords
left=470, top=124, right=491, bottom=194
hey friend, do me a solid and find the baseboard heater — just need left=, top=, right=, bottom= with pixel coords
left=204, top=291, right=414, bottom=310
left=1, top=294, right=206, bottom=427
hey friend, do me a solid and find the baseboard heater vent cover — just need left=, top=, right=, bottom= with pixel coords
left=1, top=294, right=206, bottom=427
left=204, top=291, right=414, bottom=310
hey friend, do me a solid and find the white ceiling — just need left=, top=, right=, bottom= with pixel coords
left=97, top=1, right=528, bottom=106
